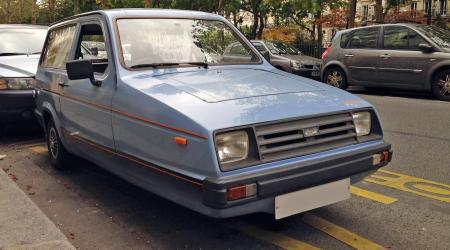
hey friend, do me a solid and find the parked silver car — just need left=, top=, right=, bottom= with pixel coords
left=321, top=23, right=450, bottom=101
left=251, top=40, right=322, bottom=79
left=0, top=24, right=47, bottom=124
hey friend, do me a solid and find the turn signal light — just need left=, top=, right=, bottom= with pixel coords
left=227, top=183, right=257, bottom=201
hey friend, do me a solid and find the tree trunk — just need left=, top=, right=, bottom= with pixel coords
left=250, top=0, right=261, bottom=39
left=257, top=13, right=265, bottom=39
left=100, top=0, right=110, bottom=9
left=74, top=0, right=80, bottom=14
left=316, top=12, right=323, bottom=45
left=347, top=0, right=357, bottom=28
left=144, top=0, right=152, bottom=8
left=49, top=0, right=56, bottom=23
left=217, top=0, right=225, bottom=16
left=375, top=0, right=383, bottom=23
left=31, top=0, right=38, bottom=24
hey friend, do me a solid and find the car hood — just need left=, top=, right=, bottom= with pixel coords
left=0, top=54, right=40, bottom=77
left=281, top=54, right=322, bottom=65
left=153, top=68, right=324, bottom=102
left=126, top=67, right=374, bottom=131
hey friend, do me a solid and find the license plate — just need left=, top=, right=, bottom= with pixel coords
left=311, top=71, right=320, bottom=77
left=275, top=178, right=350, bottom=219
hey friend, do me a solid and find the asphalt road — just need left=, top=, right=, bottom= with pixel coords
left=1, top=88, right=449, bottom=250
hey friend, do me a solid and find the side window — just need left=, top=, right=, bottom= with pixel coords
left=348, top=28, right=379, bottom=49
left=383, top=26, right=409, bottom=50
left=229, top=43, right=248, bottom=56
left=340, top=32, right=350, bottom=48
left=41, top=25, right=76, bottom=69
left=75, top=23, right=108, bottom=74
left=408, top=29, right=428, bottom=50
left=252, top=42, right=268, bottom=53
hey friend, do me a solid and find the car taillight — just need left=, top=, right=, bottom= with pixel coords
left=227, top=183, right=257, bottom=201
left=322, top=47, right=331, bottom=60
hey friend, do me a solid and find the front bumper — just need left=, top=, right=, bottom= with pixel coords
left=203, top=142, right=392, bottom=210
left=0, top=90, right=35, bottom=123
left=292, top=68, right=321, bottom=79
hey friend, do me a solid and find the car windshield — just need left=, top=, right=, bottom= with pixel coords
left=416, top=25, right=450, bottom=49
left=0, top=28, right=47, bottom=55
left=116, top=18, right=260, bottom=68
left=266, top=41, right=300, bottom=55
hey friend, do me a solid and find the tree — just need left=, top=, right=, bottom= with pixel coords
left=375, top=0, right=383, bottom=23
left=74, top=0, right=80, bottom=14
left=347, top=0, right=357, bottom=28
left=144, top=0, right=152, bottom=8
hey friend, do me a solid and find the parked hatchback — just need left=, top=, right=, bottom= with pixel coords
left=251, top=40, right=322, bottom=79
left=322, top=23, right=450, bottom=100
left=35, top=9, right=391, bottom=219
left=0, top=25, right=47, bottom=124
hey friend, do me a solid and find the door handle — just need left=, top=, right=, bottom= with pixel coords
left=58, top=81, right=69, bottom=87
left=345, top=54, right=354, bottom=58
left=380, top=54, right=391, bottom=59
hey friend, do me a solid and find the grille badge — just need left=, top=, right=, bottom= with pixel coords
left=303, top=127, right=320, bottom=137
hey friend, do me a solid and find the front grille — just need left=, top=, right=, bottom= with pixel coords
left=255, top=113, right=357, bottom=162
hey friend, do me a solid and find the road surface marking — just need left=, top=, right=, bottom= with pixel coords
left=30, top=146, right=48, bottom=155
left=302, top=213, right=384, bottom=250
left=233, top=222, right=320, bottom=250
left=365, top=169, right=450, bottom=203
left=350, top=186, right=398, bottom=204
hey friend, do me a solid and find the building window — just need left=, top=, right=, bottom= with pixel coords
left=411, top=2, right=418, bottom=17
left=424, top=0, right=431, bottom=14
left=440, top=0, right=448, bottom=15
left=363, top=5, right=369, bottom=21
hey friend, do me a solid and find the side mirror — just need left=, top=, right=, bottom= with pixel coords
left=418, top=43, right=434, bottom=53
left=262, top=51, right=271, bottom=63
left=66, top=60, right=101, bottom=86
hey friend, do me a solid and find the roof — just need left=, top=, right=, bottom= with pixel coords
left=339, top=23, right=422, bottom=33
left=52, top=8, right=225, bottom=26
left=0, top=24, right=47, bottom=29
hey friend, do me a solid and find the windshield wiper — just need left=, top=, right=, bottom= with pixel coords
left=0, top=52, right=28, bottom=56
left=129, top=62, right=208, bottom=69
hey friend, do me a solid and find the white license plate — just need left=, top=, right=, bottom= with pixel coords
left=311, top=71, right=320, bottom=77
left=275, top=178, right=350, bottom=220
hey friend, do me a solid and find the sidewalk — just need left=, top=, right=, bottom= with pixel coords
left=0, top=169, right=75, bottom=250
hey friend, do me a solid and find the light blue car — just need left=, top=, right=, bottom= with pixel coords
left=35, top=9, right=392, bottom=219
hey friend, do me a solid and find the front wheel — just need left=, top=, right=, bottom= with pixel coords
left=324, top=68, right=347, bottom=90
left=432, top=70, right=450, bottom=101
left=46, top=120, right=71, bottom=169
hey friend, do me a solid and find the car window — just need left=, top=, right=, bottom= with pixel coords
left=41, top=25, right=76, bottom=69
left=0, top=27, right=47, bottom=55
left=252, top=42, right=268, bottom=53
left=340, top=32, right=350, bottom=48
left=116, top=18, right=260, bottom=68
left=348, top=28, right=379, bottom=49
left=383, top=26, right=409, bottom=50
left=75, top=23, right=108, bottom=74
left=408, top=29, right=428, bottom=50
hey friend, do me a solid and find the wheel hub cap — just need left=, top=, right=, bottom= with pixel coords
left=438, top=74, right=450, bottom=96
left=49, top=128, right=59, bottom=159
left=327, top=71, right=342, bottom=87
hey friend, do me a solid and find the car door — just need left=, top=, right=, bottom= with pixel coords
left=59, top=18, right=115, bottom=149
left=341, top=27, right=381, bottom=84
left=377, top=26, right=431, bottom=87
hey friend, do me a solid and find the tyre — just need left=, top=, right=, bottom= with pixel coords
left=432, top=69, right=450, bottom=101
left=324, top=67, right=347, bottom=89
left=46, top=119, right=71, bottom=169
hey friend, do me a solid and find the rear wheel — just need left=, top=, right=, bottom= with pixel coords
left=46, top=120, right=71, bottom=169
left=432, top=69, right=450, bottom=101
left=324, top=67, right=347, bottom=89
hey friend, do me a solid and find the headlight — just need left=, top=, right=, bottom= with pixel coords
left=216, top=131, right=249, bottom=164
left=352, top=111, right=371, bottom=136
left=290, top=60, right=303, bottom=69
left=0, top=78, right=36, bottom=90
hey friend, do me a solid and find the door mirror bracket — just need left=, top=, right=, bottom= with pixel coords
left=418, top=43, right=434, bottom=53
left=66, top=60, right=101, bottom=86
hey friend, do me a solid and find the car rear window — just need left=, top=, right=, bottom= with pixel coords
left=348, top=28, right=379, bottom=49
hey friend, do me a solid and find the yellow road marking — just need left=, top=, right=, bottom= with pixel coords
left=350, top=186, right=398, bottom=204
left=30, top=146, right=48, bottom=155
left=233, top=222, right=320, bottom=250
left=365, top=169, right=450, bottom=203
left=302, top=213, right=384, bottom=250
